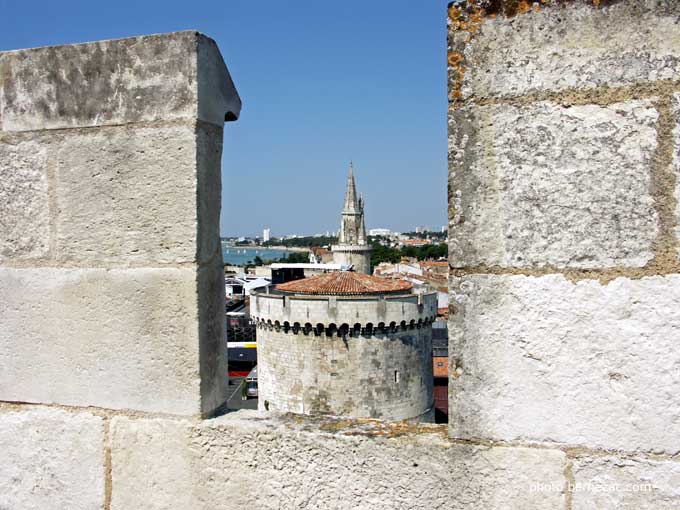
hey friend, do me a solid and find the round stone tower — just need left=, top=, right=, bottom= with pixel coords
left=251, top=271, right=436, bottom=421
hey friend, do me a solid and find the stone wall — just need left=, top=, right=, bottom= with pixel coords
left=2, top=2, right=680, bottom=508
left=251, top=289, right=438, bottom=328
left=448, top=1, right=680, bottom=507
left=252, top=291, right=437, bottom=420
left=0, top=31, right=240, bottom=417
left=330, top=245, right=372, bottom=274
left=255, top=323, right=434, bottom=420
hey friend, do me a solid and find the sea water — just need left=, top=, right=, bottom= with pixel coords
left=221, top=242, right=296, bottom=266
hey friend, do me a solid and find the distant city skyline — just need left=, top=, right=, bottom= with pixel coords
left=223, top=223, right=446, bottom=239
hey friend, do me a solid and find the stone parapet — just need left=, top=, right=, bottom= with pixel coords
left=0, top=31, right=240, bottom=131
left=0, top=32, right=239, bottom=416
left=251, top=290, right=437, bottom=331
left=448, top=2, right=680, bottom=506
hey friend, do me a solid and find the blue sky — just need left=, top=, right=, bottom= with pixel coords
left=1, top=0, right=449, bottom=237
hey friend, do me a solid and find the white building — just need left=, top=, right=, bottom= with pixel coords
left=368, top=228, right=391, bottom=236
left=263, top=228, right=271, bottom=243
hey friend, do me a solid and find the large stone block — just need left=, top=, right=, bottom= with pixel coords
left=449, top=274, right=680, bottom=454
left=0, top=267, right=217, bottom=416
left=0, top=407, right=104, bottom=510
left=0, top=31, right=240, bottom=131
left=673, top=93, right=680, bottom=261
left=450, top=1, right=680, bottom=100
left=54, top=124, right=208, bottom=264
left=196, top=123, right=224, bottom=264
left=0, top=137, right=49, bottom=261
left=110, top=412, right=567, bottom=510
left=572, top=454, right=680, bottom=509
left=197, top=259, right=228, bottom=414
left=449, top=101, right=658, bottom=268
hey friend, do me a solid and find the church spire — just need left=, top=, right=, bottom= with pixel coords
left=332, top=160, right=372, bottom=273
left=343, top=161, right=358, bottom=213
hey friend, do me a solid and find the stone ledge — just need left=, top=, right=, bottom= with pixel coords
left=0, top=31, right=241, bottom=132
left=572, top=453, right=680, bottom=509
left=110, top=410, right=567, bottom=510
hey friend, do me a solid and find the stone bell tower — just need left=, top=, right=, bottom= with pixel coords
left=331, top=162, right=372, bottom=274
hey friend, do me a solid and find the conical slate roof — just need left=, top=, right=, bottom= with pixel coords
left=275, top=271, right=412, bottom=296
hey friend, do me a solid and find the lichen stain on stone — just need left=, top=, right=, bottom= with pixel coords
left=447, top=51, right=466, bottom=101
left=448, top=0, right=606, bottom=23
left=317, top=415, right=447, bottom=439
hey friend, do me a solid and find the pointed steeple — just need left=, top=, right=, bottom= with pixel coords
left=333, top=160, right=372, bottom=273
left=343, top=161, right=358, bottom=212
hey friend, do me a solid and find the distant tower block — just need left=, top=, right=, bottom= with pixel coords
left=332, top=162, right=372, bottom=274
left=263, top=228, right=271, bottom=243
left=251, top=271, right=436, bottom=421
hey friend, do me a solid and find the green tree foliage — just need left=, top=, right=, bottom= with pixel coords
left=277, top=252, right=309, bottom=263
left=263, top=236, right=337, bottom=248
left=370, top=241, right=401, bottom=266
left=370, top=240, right=448, bottom=268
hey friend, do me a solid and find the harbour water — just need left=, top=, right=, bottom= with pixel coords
left=221, top=243, right=298, bottom=266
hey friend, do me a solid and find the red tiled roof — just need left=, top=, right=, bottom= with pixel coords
left=276, top=271, right=412, bottom=296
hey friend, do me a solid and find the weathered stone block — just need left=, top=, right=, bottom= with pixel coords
left=0, top=138, right=49, bottom=261
left=572, top=454, right=680, bottom=509
left=0, top=407, right=104, bottom=510
left=110, top=415, right=195, bottom=510
left=449, top=101, right=658, bottom=268
left=450, top=1, right=680, bottom=100
left=54, top=124, right=206, bottom=264
left=197, top=258, right=228, bottom=414
left=0, top=267, right=213, bottom=415
left=673, top=93, right=680, bottom=261
left=111, top=412, right=567, bottom=510
left=449, top=274, right=680, bottom=454
left=196, top=123, right=224, bottom=263
left=0, top=31, right=240, bottom=131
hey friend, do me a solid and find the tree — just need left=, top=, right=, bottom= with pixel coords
left=277, top=252, right=309, bottom=264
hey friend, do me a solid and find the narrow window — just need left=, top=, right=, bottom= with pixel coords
left=394, top=370, right=399, bottom=383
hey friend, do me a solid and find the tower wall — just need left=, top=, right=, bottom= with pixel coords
left=331, top=245, right=372, bottom=274
left=252, top=291, right=436, bottom=420
left=256, top=325, right=433, bottom=421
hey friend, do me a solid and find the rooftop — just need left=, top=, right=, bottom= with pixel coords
left=275, top=271, right=413, bottom=296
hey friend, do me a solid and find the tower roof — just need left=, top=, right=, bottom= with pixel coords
left=342, top=161, right=358, bottom=212
left=275, top=271, right=412, bottom=296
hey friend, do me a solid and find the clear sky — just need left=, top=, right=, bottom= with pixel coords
left=1, top=0, right=449, bottom=237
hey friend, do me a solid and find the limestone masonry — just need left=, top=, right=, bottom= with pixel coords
left=1, top=1, right=680, bottom=508
left=251, top=271, right=437, bottom=420
left=448, top=0, right=680, bottom=508
left=0, top=31, right=241, bottom=416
